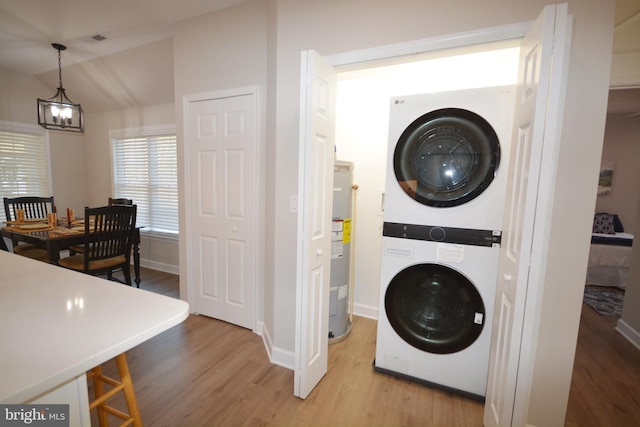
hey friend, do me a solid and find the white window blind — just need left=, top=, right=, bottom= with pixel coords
left=0, top=123, right=50, bottom=223
left=111, top=129, right=178, bottom=235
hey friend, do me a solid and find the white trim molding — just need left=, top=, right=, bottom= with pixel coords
left=616, top=319, right=640, bottom=351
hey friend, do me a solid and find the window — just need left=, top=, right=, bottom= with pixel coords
left=111, top=126, right=178, bottom=236
left=0, top=121, right=51, bottom=223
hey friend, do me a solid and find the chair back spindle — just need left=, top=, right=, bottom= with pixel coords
left=4, top=196, right=55, bottom=221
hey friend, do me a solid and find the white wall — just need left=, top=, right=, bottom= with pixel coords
left=271, top=1, right=613, bottom=426
left=335, top=42, right=520, bottom=319
left=271, top=0, right=547, bottom=361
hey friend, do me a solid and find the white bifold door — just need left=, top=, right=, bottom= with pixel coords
left=187, top=91, right=257, bottom=331
left=484, top=4, right=570, bottom=427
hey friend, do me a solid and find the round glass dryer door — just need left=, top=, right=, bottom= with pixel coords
left=394, top=108, right=500, bottom=207
left=385, top=263, right=485, bottom=354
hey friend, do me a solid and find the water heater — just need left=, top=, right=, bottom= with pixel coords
left=329, top=160, right=354, bottom=342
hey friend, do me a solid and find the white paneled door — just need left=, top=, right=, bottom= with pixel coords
left=484, top=4, right=570, bottom=427
left=295, top=50, right=337, bottom=399
left=187, top=91, right=257, bottom=330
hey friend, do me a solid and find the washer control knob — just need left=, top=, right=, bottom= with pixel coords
left=429, top=227, right=446, bottom=241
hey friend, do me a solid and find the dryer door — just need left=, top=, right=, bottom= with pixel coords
left=385, top=263, right=485, bottom=354
left=394, top=108, right=500, bottom=207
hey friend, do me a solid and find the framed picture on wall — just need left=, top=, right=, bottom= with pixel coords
left=597, top=161, right=614, bottom=196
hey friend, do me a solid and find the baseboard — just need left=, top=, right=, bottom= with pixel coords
left=261, top=324, right=294, bottom=370
left=138, top=259, right=179, bottom=275
left=353, top=302, right=378, bottom=320
left=254, top=320, right=264, bottom=336
left=615, top=319, right=640, bottom=351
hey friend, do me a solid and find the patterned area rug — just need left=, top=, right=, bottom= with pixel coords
left=583, top=287, right=624, bottom=317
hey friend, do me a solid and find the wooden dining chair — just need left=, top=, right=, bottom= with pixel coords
left=69, top=197, right=135, bottom=269
left=108, top=197, right=133, bottom=206
left=3, top=196, right=54, bottom=261
left=59, top=205, right=137, bottom=285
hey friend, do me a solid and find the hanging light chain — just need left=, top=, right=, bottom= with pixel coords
left=57, top=46, right=63, bottom=89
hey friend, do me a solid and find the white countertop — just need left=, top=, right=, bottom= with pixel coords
left=0, top=250, right=189, bottom=403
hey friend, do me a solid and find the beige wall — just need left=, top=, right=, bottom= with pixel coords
left=619, top=196, right=640, bottom=338
left=84, top=103, right=179, bottom=273
left=0, top=68, right=87, bottom=215
left=173, top=0, right=269, bottom=326
left=0, top=67, right=179, bottom=271
left=596, top=113, right=640, bottom=233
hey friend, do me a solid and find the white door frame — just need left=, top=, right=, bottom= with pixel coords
left=183, top=85, right=264, bottom=333
left=295, top=20, right=531, bottom=393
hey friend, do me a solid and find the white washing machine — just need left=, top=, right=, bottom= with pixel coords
left=384, top=86, right=515, bottom=231
left=374, top=223, right=500, bottom=400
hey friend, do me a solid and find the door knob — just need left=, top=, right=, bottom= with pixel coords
left=316, top=249, right=323, bottom=257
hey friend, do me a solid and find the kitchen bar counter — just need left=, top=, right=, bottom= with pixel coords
left=0, top=251, right=189, bottom=423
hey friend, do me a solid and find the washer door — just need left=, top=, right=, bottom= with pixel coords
left=385, top=263, right=485, bottom=354
left=394, top=108, right=500, bottom=207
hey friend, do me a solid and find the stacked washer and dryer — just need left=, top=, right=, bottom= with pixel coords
left=374, top=86, right=515, bottom=401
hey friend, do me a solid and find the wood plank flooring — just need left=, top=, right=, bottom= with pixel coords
left=94, top=269, right=640, bottom=426
left=565, top=292, right=640, bottom=427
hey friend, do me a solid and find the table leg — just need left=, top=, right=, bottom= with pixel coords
left=133, top=243, right=141, bottom=288
left=47, top=242, right=61, bottom=265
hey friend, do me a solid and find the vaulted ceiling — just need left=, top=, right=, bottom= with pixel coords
left=0, top=0, right=638, bottom=115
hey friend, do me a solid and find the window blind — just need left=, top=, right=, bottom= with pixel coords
left=0, top=125, right=49, bottom=223
left=112, top=132, right=178, bottom=235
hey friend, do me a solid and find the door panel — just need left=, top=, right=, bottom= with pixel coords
left=295, top=50, right=337, bottom=399
left=188, top=93, right=256, bottom=330
left=484, top=5, right=569, bottom=426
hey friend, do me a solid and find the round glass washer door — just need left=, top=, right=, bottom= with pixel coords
left=394, top=108, right=500, bottom=208
left=385, top=263, right=485, bottom=354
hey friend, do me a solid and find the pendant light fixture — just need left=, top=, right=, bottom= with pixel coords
left=37, top=43, right=84, bottom=133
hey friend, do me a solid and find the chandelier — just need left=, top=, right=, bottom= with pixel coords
left=37, top=43, right=84, bottom=133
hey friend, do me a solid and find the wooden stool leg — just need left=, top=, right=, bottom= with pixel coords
left=90, top=365, right=110, bottom=427
left=115, top=353, right=142, bottom=427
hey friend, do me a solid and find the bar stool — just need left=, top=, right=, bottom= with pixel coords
left=87, top=353, right=142, bottom=427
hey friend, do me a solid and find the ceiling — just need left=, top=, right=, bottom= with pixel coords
left=0, top=0, right=638, bottom=114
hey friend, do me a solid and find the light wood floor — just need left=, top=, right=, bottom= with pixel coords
left=95, top=269, right=640, bottom=427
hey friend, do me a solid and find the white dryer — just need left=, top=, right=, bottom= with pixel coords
left=374, top=223, right=500, bottom=400
left=384, top=86, right=515, bottom=230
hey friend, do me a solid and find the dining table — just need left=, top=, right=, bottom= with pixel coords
left=1, top=219, right=143, bottom=287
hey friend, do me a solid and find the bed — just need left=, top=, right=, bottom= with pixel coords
left=586, top=213, right=634, bottom=289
